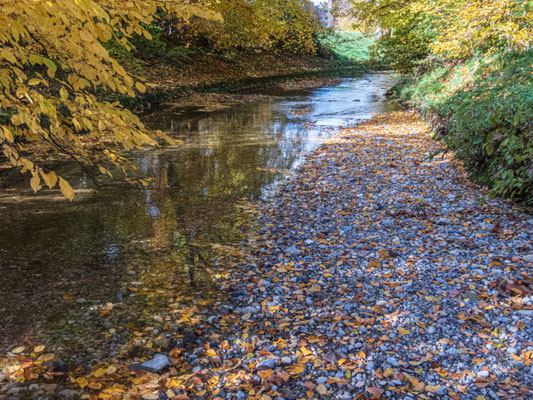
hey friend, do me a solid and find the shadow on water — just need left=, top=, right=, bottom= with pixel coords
left=0, top=73, right=399, bottom=357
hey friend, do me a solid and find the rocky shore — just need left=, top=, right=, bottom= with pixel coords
left=2, top=111, right=532, bottom=399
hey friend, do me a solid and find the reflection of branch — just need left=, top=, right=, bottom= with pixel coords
left=42, top=132, right=145, bottom=191
left=42, top=132, right=100, bottom=187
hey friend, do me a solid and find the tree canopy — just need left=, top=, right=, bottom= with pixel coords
left=0, top=0, right=321, bottom=199
left=350, top=0, right=533, bottom=72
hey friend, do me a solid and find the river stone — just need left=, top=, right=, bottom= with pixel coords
left=523, top=254, right=533, bottom=263
left=285, top=246, right=301, bottom=256
left=129, top=355, right=169, bottom=373
left=382, top=219, right=394, bottom=227
left=256, top=359, right=276, bottom=370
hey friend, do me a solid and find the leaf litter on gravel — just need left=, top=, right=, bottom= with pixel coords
left=1, top=111, right=532, bottom=400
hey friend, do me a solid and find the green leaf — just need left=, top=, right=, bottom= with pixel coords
left=44, top=58, right=57, bottom=72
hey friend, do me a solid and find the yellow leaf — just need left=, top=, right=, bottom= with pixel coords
left=76, top=377, right=88, bottom=388
left=28, top=78, right=40, bottom=85
left=30, top=174, right=41, bottom=193
left=93, top=368, right=106, bottom=378
left=425, top=296, right=440, bottom=302
left=34, top=345, right=45, bottom=353
left=59, top=177, right=74, bottom=201
left=258, top=369, right=273, bottom=380
left=40, top=353, right=55, bottom=361
left=40, top=170, right=58, bottom=189
left=472, top=358, right=485, bottom=365
left=206, top=349, right=216, bottom=357
left=135, top=81, right=146, bottom=93
left=11, top=346, right=25, bottom=354
left=88, top=382, right=102, bottom=390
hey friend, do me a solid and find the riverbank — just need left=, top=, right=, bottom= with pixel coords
left=389, top=51, right=533, bottom=207
left=119, top=54, right=374, bottom=111
left=2, top=110, right=532, bottom=399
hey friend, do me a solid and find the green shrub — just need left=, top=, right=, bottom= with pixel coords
left=395, top=50, right=533, bottom=204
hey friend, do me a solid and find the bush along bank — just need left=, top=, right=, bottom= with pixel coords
left=392, top=50, right=533, bottom=206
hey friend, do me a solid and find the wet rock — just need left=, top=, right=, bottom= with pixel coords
left=43, top=384, right=57, bottom=393
left=240, top=306, right=258, bottom=315
left=154, top=337, right=170, bottom=349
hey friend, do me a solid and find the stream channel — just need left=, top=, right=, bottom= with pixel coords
left=0, top=73, right=399, bottom=358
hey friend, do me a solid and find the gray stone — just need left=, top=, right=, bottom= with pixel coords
left=435, top=387, right=447, bottom=396
left=523, top=255, right=533, bottom=263
left=58, top=389, right=78, bottom=399
left=382, top=219, right=395, bottom=227
left=317, top=376, right=328, bottom=384
left=386, top=357, right=399, bottom=367
left=281, top=357, right=292, bottom=364
left=241, top=306, right=258, bottom=315
left=256, top=359, right=276, bottom=370
left=129, top=355, right=169, bottom=373
left=285, top=246, right=301, bottom=256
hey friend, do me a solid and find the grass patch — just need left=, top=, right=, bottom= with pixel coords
left=318, top=31, right=376, bottom=63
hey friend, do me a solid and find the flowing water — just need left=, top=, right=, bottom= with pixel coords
left=0, top=73, right=399, bottom=354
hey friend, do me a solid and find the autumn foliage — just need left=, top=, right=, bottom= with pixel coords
left=0, top=0, right=321, bottom=199
left=351, top=0, right=533, bottom=204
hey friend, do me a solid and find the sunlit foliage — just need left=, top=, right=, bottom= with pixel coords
left=0, top=0, right=219, bottom=198
left=350, top=0, right=533, bottom=71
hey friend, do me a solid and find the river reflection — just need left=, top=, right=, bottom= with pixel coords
left=0, top=73, right=398, bottom=353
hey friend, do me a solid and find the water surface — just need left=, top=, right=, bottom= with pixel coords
left=0, top=73, right=398, bottom=354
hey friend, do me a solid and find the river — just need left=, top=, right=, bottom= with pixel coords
left=0, top=73, right=398, bottom=358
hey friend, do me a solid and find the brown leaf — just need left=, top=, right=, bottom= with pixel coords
left=366, top=387, right=385, bottom=399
